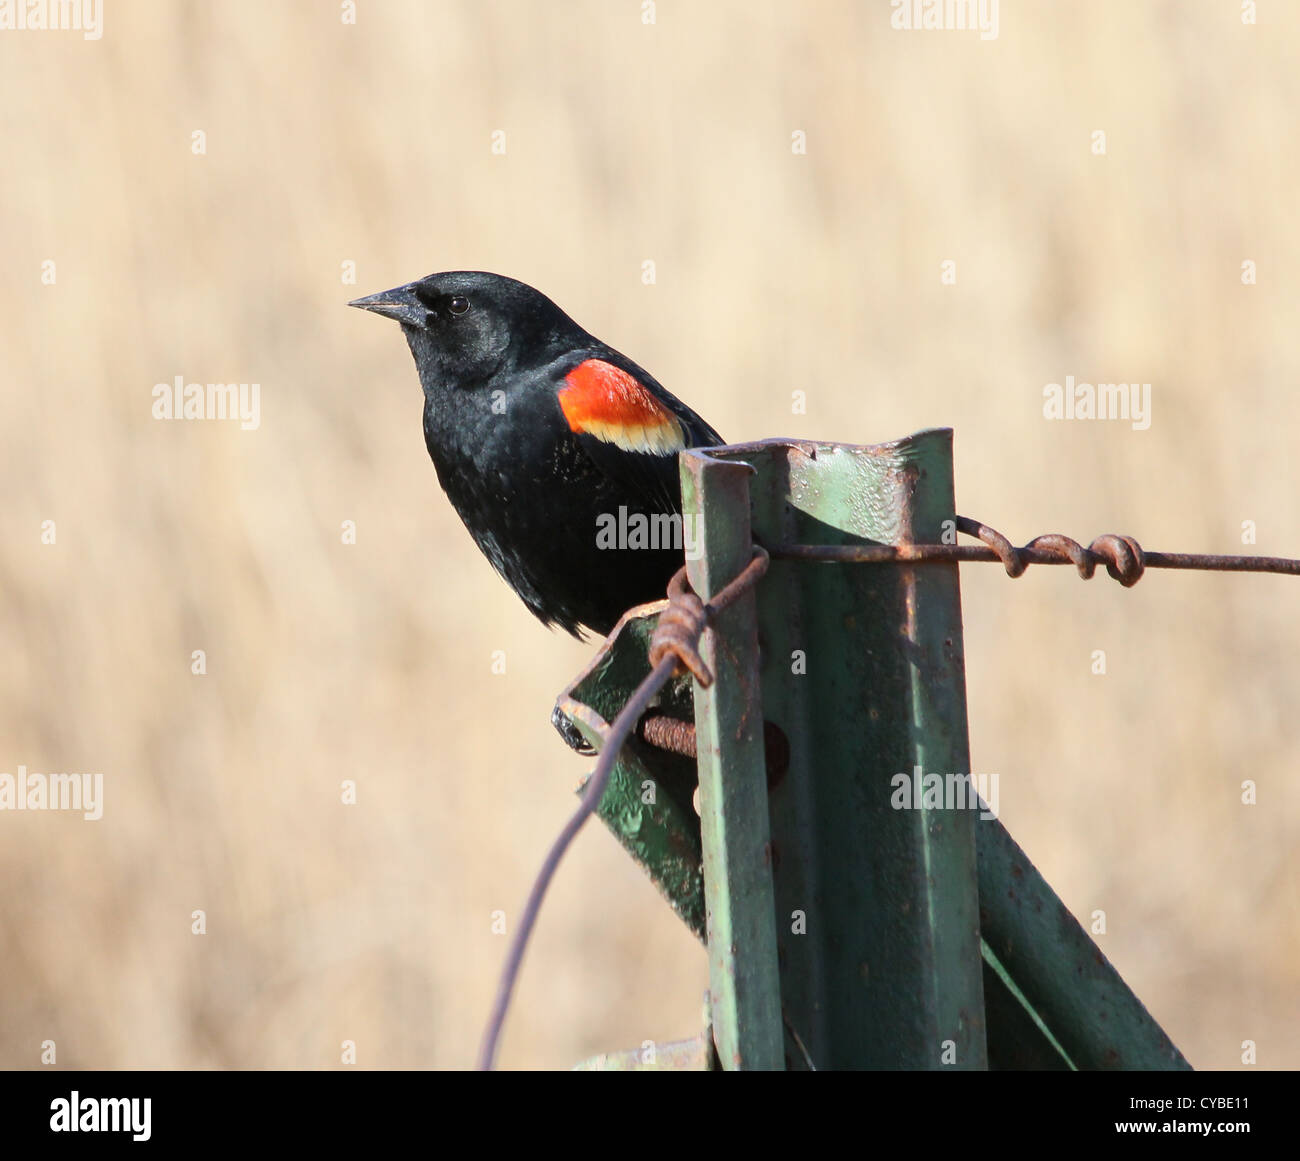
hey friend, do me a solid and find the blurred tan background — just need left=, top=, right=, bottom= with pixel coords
left=1, top=0, right=1296, bottom=1070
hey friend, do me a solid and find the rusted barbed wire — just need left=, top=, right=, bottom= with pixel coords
left=476, top=547, right=769, bottom=1071
left=770, top=515, right=1300, bottom=584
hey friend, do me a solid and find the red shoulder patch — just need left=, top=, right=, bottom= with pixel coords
left=557, top=359, right=686, bottom=456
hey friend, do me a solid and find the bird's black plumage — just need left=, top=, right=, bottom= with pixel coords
left=350, top=271, right=723, bottom=637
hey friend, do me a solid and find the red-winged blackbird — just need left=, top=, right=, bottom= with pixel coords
left=350, top=271, right=724, bottom=639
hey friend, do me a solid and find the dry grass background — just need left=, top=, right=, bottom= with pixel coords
left=1, top=0, right=1296, bottom=1070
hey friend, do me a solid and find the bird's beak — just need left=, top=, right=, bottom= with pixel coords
left=348, top=284, right=426, bottom=327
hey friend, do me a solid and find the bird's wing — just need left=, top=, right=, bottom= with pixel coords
left=553, top=357, right=723, bottom=515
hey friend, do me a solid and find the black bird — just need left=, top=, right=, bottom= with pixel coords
left=350, top=271, right=724, bottom=639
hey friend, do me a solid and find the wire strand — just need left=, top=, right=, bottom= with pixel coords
left=476, top=547, right=769, bottom=1070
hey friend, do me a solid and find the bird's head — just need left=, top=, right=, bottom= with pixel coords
left=349, top=270, right=582, bottom=391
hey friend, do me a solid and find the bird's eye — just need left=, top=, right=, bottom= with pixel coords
left=447, top=296, right=470, bottom=316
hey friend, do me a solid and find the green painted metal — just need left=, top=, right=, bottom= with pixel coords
left=555, top=603, right=705, bottom=940
left=556, top=428, right=1192, bottom=1071
left=981, top=944, right=1074, bottom=1069
left=679, top=455, right=785, bottom=1071
left=978, top=817, right=1190, bottom=1070
left=686, top=433, right=986, bottom=1069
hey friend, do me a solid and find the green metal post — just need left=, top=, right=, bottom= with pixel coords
left=680, top=456, right=785, bottom=1071
left=556, top=429, right=1190, bottom=1071
left=684, top=432, right=987, bottom=1069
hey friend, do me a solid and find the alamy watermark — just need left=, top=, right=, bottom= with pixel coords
left=596, top=507, right=703, bottom=560
left=1, top=765, right=103, bottom=820
left=50, top=1092, right=150, bottom=1141
left=1043, top=376, right=1151, bottom=431
left=153, top=376, right=261, bottom=430
left=890, top=0, right=999, bottom=41
left=0, top=0, right=102, bottom=39
left=891, top=766, right=998, bottom=820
